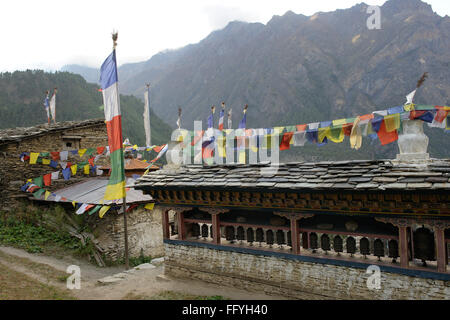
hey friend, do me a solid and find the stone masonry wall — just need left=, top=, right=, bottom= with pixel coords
left=164, top=243, right=450, bottom=300
left=93, top=206, right=164, bottom=261
left=0, top=123, right=108, bottom=210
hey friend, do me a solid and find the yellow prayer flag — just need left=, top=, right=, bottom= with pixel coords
left=332, top=119, right=347, bottom=126
left=318, top=127, right=330, bottom=143
left=42, top=158, right=50, bottom=165
left=145, top=203, right=155, bottom=210
left=44, top=191, right=51, bottom=200
left=384, top=113, right=400, bottom=132
left=78, top=149, right=87, bottom=157
left=273, top=127, right=285, bottom=134
left=238, top=150, right=246, bottom=164
left=328, top=126, right=345, bottom=143
left=29, top=152, right=39, bottom=164
left=71, top=164, right=78, bottom=176
left=27, top=179, right=32, bottom=183
left=84, top=164, right=90, bottom=175
left=72, top=201, right=76, bottom=208
left=404, top=103, right=415, bottom=111
left=99, top=205, right=111, bottom=218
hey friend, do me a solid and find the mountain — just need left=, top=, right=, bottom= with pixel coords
left=0, top=70, right=173, bottom=147
left=62, top=0, right=450, bottom=160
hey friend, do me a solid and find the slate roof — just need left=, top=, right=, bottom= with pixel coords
left=34, top=177, right=153, bottom=205
left=133, top=159, right=450, bottom=192
left=0, top=119, right=105, bottom=145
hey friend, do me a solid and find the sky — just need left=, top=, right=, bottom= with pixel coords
left=1, top=0, right=449, bottom=72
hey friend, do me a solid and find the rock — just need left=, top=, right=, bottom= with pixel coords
left=134, top=263, right=156, bottom=270
left=150, top=257, right=165, bottom=266
left=97, top=276, right=124, bottom=285
left=156, top=274, right=171, bottom=282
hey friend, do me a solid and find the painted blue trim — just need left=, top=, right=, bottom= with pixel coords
left=164, top=239, right=450, bottom=282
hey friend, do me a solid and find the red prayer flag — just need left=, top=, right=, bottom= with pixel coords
left=377, top=120, right=398, bottom=145
left=43, top=174, right=52, bottom=186
left=343, top=124, right=353, bottom=136
left=50, top=151, right=60, bottom=161
left=191, top=131, right=204, bottom=146
left=153, top=145, right=164, bottom=153
left=97, top=146, right=105, bottom=154
left=88, top=157, right=95, bottom=167
left=279, top=132, right=294, bottom=150
left=434, top=106, right=448, bottom=123
left=67, top=162, right=72, bottom=168
left=296, top=124, right=307, bottom=132
left=359, top=113, right=374, bottom=121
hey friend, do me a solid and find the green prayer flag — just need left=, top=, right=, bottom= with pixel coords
left=33, top=188, right=45, bottom=199
left=88, top=205, right=102, bottom=215
left=33, top=176, right=44, bottom=188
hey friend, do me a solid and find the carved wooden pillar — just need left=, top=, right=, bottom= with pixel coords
left=162, top=210, right=170, bottom=239
left=177, top=211, right=186, bottom=240
left=398, top=225, right=409, bottom=268
left=165, top=207, right=192, bottom=241
left=275, top=211, right=314, bottom=254
left=212, top=214, right=221, bottom=244
left=375, top=217, right=413, bottom=269
left=435, top=228, right=447, bottom=273
left=427, top=220, right=450, bottom=273
left=290, top=217, right=300, bottom=254
left=203, top=207, right=228, bottom=245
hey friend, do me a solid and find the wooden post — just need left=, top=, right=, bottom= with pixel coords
left=435, top=228, right=447, bottom=273
left=399, top=225, right=409, bottom=268
left=177, top=211, right=185, bottom=240
left=302, top=232, right=309, bottom=249
left=162, top=210, right=170, bottom=239
left=212, top=214, right=221, bottom=244
left=290, top=217, right=300, bottom=254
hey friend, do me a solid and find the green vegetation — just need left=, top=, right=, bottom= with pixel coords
left=122, top=290, right=227, bottom=300
left=0, top=204, right=95, bottom=260
left=0, top=70, right=173, bottom=147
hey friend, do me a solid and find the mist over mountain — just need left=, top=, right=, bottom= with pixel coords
left=62, top=0, right=450, bottom=160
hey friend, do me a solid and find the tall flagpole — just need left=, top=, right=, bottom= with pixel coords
left=112, top=31, right=129, bottom=270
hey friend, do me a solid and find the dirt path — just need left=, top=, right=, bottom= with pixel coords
left=0, top=246, right=289, bottom=300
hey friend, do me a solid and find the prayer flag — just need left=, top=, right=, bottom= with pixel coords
left=143, top=85, right=152, bottom=147
left=219, top=102, right=225, bottom=131
left=60, top=151, right=68, bottom=161
left=51, top=171, right=60, bottom=180
left=43, top=174, right=52, bottom=186
left=99, top=205, right=111, bottom=218
left=71, top=164, right=78, bottom=176
left=100, top=48, right=126, bottom=200
left=29, top=153, right=39, bottom=164
left=50, top=88, right=56, bottom=122
left=62, top=167, right=71, bottom=180
left=377, top=120, right=398, bottom=145
left=280, top=132, right=294, bottom=150
left=145, top=203, right=155, bottom=210
left=384, top=113, right=401, bottom=132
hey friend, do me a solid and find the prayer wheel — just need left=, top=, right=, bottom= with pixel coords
left=256, top=228, right=264, bottom=245
left=246, top=228, right=254, bottom=245
left=236, top=226, right=245, bottom=243
left=413, top=227, right=435, bottom=266
left=346, top=236, right=356, bottom=256
left=310, top=232, right=318, bottom=252
left=333, top=235, right=343, bottom=255
left=321, top=234, right=330, bottom=253
left=266, top=230, right=274, bottom=246
left=276, top=230, right=285, bottom=246
left=360, top=237, right=370, bottom=257
left=388, top=239, right=399, bottom=263
left=201, top=224, right=209, bottom=239
left=225, top=226, right=235, bottom=242
left=373, top=239, right=384, bottom=261
left=192, top=223, right=200, bottom=238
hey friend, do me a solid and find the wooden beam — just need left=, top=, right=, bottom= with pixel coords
left=435, top=228, right=447, bottom=273
left=162, top=210, right=170, bottom=240
left=398, top=225, right=409, bottom=268
left=177, top=211, right=186, bottom=240
left=290, top=217, right=300, bottom=254
left=212, top=214, right=221, bottom=244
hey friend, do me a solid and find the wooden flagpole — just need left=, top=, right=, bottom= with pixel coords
left=112, top=31, right=129, bottom=270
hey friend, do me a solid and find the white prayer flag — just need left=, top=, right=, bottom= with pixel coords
left=405, top=89, right=416, bottom=105
left=143, top=87, right=152, bottom=147
left=60, top=150, right=68, bottom=161
left=51, top=171, right=60, bottom=180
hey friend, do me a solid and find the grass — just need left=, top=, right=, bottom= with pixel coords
left=122, top=290, right=227, bottom=300
left=0, top=262, right=76, bottom=300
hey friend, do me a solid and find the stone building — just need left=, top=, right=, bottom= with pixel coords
left=133, top=120, right=450, bottom=300
left=0, top=119, right=164, bottom=260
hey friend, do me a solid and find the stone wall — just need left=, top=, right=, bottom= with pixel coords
left=0, top=123, right=108, bottom=210
left=93, top=206, right=164, bottom=261
left=164, top=243, right=450, bottom=300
